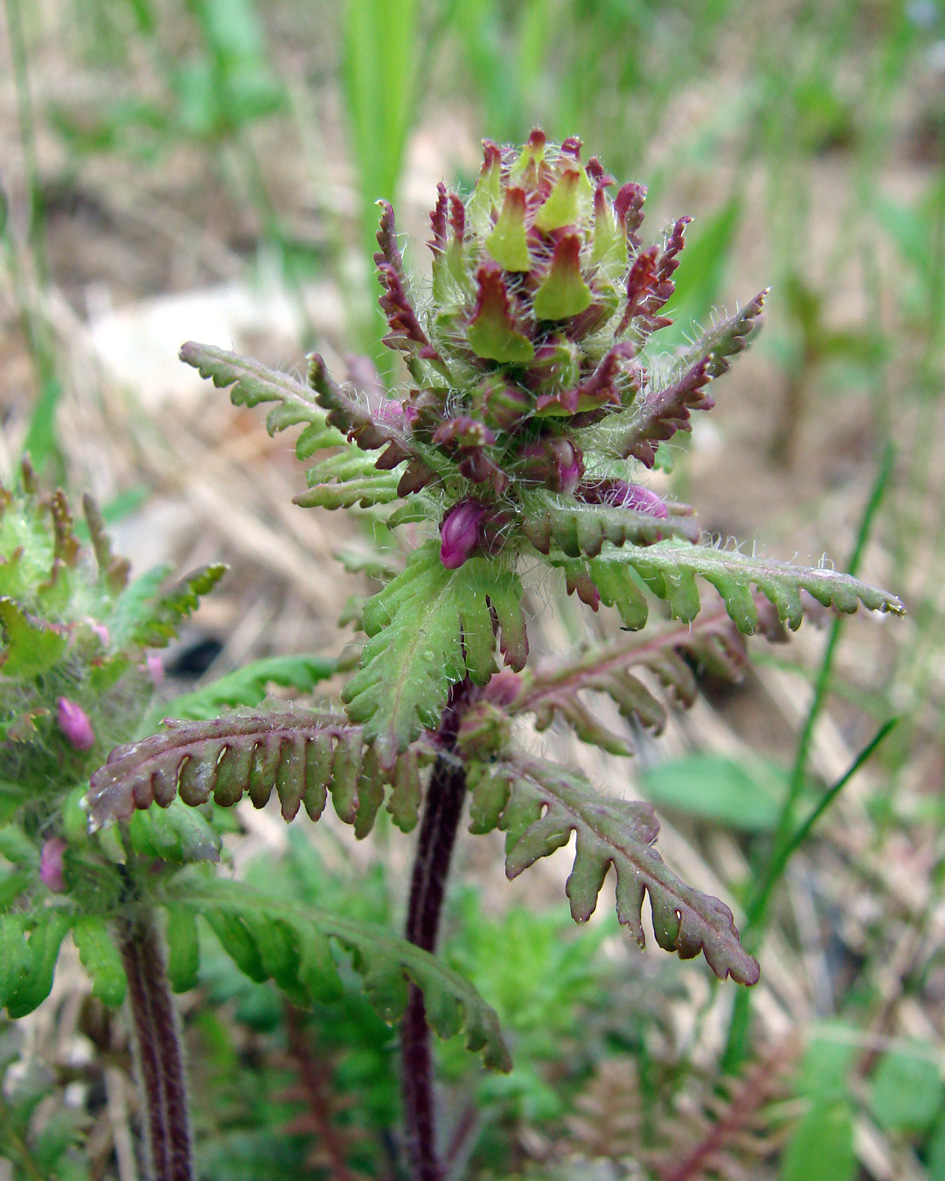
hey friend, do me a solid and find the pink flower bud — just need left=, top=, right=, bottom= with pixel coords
left=578, top=478, right=668, bottom=519
left=439, top=500, right=488, bottom=569
left=40, top=837, right=67, bottom=893
left=145, top=652, right=164, bottom=687
left=57, top=698, right=95, bottom=751
left=91, top=623, right=110, bottom=646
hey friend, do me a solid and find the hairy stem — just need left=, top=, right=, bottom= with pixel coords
left=402, top=679, right=474, bottom=1181
left=117, top=910, right=193, bottom=1181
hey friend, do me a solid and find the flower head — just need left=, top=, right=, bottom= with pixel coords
left=308, top=130, right=765, bottom=570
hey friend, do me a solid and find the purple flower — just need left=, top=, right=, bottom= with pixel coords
left=578, top=478, right=668, bottom=519
left=57, top=697, right=95, bottom=751
left=40, top=837, right=67, bottom=893
left=439, top=500, right=488, bottom=569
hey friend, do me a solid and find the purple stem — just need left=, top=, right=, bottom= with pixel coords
left=402, top=679, right=474, bottom=1181
left=117, top=911, right=193, bottom=1181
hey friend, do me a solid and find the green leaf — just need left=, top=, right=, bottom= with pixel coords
left=0, top=914, right=31, bottom=1003
left=0, top=597, right=68, bottom=677
left=128, top=798, right=222, bottom=863
left=144, top=653, right=336, bottom=728
left=165, top=906, right=200, bottom=993
left=590, top=541, right=904, bottom=632
left=0, top=823, right=38, bottom=865
left=167, top=873, right=511, bottom=1071
left=467, top=756, right=759, bottom=985
left=72, top=916, right=127, bottom=1006
left=780, top=1103, right=856, bottom=1181
left=869, top=1045, right=945, bottom=1133
left=641, top=754, right=792, bottom=832
left=3, top=911, right=71, bottom=1017
left=344, top=541, right=527, bottom=766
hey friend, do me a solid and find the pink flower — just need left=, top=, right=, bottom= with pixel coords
left=439, top=500, right=488, bottom=569
left=40, top=837, right=67, bottom=893
left=57, top=698, right=95, bottom=751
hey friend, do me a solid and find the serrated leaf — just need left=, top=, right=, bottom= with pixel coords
left=144, top=653, right=336, bottom=728
left=179, top=342, right=337, bottom=444
left=129, top=563, right=227, bottom=648
left=85, top=707, right=423, bottom=836
left=590, top=542, right=903, bottom=632
left=344, top=541, right=527, bottom=765
left=167, top=873, right=511, bottom=1071
left=523, top=497, right=700, bottom=560
left=72, top=915, right=127, bottom=1006
left=467, top=757, right=759, bottom=984
left=511, top=608, right=751, bottom=756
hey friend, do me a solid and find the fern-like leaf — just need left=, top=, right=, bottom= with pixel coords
left=128, top=564, right=228, bottom=648
left=163, top=874, right=511, bottom=1071
left=293, top=450, right=404, bottom=510
left=179, top=342, right=338, bottom=445
left=512, top=608, right=754, bottom=756
left=594, top=541, right=905, bottom=631
left=179, top=344, right=409, bottom=511
left=85, top=707, right=424, bottom=835
left=521, top=496, right=700, bottom=559
left=466, top=756, right=760, bottom=984
left=343, top=541, right=527, bottom=767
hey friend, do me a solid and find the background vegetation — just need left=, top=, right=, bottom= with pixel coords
left=1, top=0, right=943, bottom=1177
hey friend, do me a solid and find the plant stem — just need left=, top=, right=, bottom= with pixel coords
left=117, top=909, right=194, bottom=1181
left=402, top=679, right=474, bottom=1181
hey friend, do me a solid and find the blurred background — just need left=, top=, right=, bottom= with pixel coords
left=1, top=0, right=944, bottom=1178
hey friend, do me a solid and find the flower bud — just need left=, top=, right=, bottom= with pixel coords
left=57, top=697, right=95, bottom=751
left=40, top=837, right=68, bottom=893
left=439, top=500, right=488, bottom=569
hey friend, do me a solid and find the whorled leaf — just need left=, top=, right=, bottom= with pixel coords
left=164, top=874, right=511, bottom=1071
left=85, top=707, right=425, bottom=836
left=466, top=757, right=760, bottom=985
left=343, top=540, right=527, bottom=768
left=521, top=497, right=700, bottom=560
left=592, top=541, right=905, bottom=632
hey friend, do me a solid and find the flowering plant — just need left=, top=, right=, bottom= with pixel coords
left=1, top=132, right=902, bottom=1181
